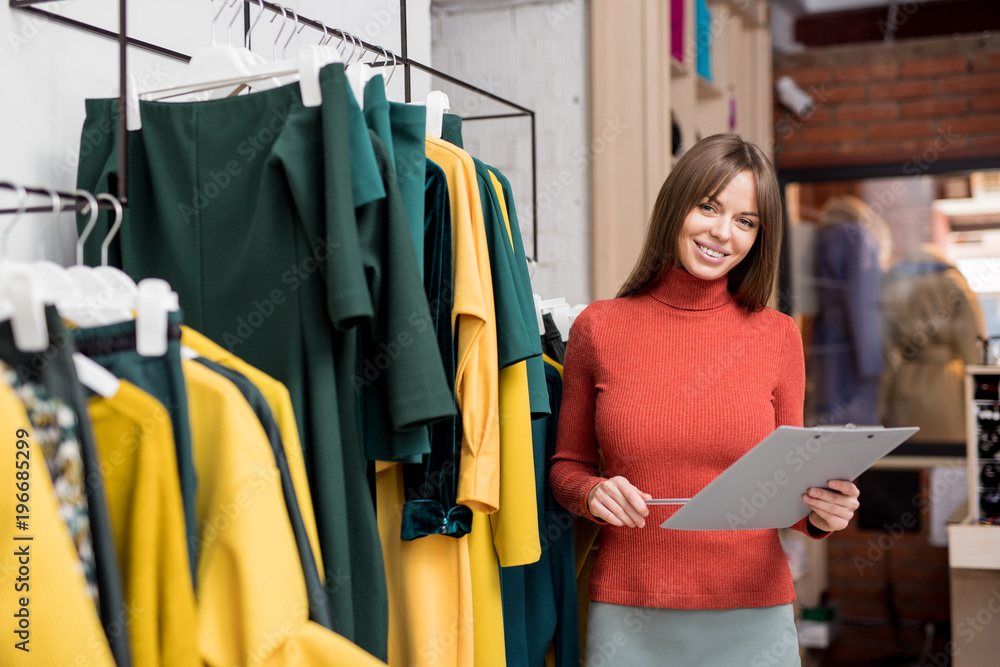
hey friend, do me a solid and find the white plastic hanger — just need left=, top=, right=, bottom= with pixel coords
left=0, top=182, right=49, bottom=351
left=0, top=180, right=28, bottom=259
left=297, top=21, right=344, bottom=108
left=146, top=0, right=258, bottom=103
left=533, top=294, right=574, bottom=341
left=73, top=352, right=120, bottom=398
left=346, top=35, right=376, bottom=110
left=426, top=90, right=450, bottom=139
left=136, top=278, right=179, bottom=357
left=65, top=192, right=129, bottom=326
left=93, top=193, right=139, bottom=302
left=31, top=189, right=84, bottom=309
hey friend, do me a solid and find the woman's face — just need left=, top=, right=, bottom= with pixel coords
left=675, top=170, right=760, bottom=282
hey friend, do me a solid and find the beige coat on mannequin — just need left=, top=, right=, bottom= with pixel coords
left=881, top=245, right=985, bottom=443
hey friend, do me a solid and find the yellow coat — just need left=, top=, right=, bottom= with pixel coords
left=180, top=325, right=324, bottom=578
left=88, top=380, right=200, bottom=666
left=183, top=359, right=386, bottom=666
left=0, top=377, right=116, bottom=667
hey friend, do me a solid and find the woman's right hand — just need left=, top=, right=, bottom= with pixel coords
left=587, top=476, right=652, bottom=528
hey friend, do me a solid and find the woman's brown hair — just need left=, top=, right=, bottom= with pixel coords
left=616, top=133, right=783, bottom=310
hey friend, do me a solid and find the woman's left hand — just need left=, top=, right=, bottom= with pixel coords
left=803, top=479, right=860, bottom=533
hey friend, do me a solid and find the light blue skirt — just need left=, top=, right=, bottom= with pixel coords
left=585, top=601, right=800, bottom=666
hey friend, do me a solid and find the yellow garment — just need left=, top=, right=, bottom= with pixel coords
left=379, top=465, right=474, bottom=667
left=88, top=380, right=199, bottom=667
left=0, top=380, right=115, bottom=667
left=487, top=169, right=541, bottom=567
left=180, top=325, right=324, bottom=579
left=468, top=511, right=506, bottom=667
left=380, top=138, right=499, bottom=667
left=183, top=359, right=386, bottom=667
left=426, top=136, right=500, bottom=514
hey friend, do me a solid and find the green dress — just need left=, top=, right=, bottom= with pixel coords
left=487, top=166, right=551, bottom=419
left=359, top=79, right=453, bottom=465
left=75, top=64, right=392, bottom=658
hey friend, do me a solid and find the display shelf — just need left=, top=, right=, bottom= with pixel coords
left=948, top=523, right=1000, bottom=569
left=696, top=75, right=723, bottom=99
left=590, top=0, right=774, bottom=299
left=965, top=366, right=1000, bottom=523
left=708, top=0, right=768, bottom=28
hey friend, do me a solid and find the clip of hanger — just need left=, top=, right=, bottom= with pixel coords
left=73, top=352, right=120, bottom=399
left=426, top=90, right=450, bottom=139
left=0, top=265, right=49, bottom=352
left=532, top=294, right=545, bottom=336
left=344, top=33, right=373, bottom=110
left=136, top=278, right=179, bottom=357
left=126, top=73, right=142, bottom=131
left=534, top=295, right=572, bottom=341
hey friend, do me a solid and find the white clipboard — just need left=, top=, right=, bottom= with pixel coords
left=660, top=425, right=919, bottom=531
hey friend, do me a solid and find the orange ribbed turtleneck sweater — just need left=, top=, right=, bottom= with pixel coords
left=551, top=266, right=817, bottom=610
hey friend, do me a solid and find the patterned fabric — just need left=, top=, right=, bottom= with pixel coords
left=2, top=361, right=99, bottom=607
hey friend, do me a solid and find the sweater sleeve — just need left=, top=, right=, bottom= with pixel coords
left=550, top=305, right=608, bottom=521
left=775, top=315, right=830, bottom=539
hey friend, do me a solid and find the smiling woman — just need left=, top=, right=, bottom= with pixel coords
left=550, top=134, right=864, bottom=666
left=616, top=134, right=783, bottom=310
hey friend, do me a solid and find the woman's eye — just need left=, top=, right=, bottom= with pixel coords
left=699, top=203, right=715, bottom=213
left=737, top=218, right=754, bottom=228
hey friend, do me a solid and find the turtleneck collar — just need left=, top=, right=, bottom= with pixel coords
left=647, top=265, right=733, bottom=311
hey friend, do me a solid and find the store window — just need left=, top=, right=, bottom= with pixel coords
left=785, top=170, right=1000, bottom=444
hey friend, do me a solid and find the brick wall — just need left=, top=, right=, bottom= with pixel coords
left=822, top=471, right=953, bottom=665
left=773, top=33, right=1000, bottom=170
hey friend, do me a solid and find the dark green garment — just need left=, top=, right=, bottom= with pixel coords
left=70, top=313, right=198, bottom=580
left=0, top=309, right=133, bottom=667
left=488, top=166, right=551, bottom=419
left=389, top=101, right=428, bottom=275
left=401, top=159, right=470, bottom=540
left=363, top=76, right=394, bottom=165
left=75, top=63, right=388, bottom=658
left=474, top=157, right=538, bottom=370
left=194, top=357, right=335, bottom=632
left=361, top=82, right=438, bottom=466
left=441, top=113, right=464, bottom=149
left=500, top=358, right=579, bottom=667
left=346, top=130, right=455, bottom=462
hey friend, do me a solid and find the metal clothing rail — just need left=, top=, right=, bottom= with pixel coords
left=0, top=186, right=115, bottom=215
left=7, top=0, right=540, bottom=259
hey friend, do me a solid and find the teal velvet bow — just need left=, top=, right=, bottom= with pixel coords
left=400, top=500, right=473, bottom=540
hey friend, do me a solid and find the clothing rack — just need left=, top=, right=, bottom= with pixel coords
left=7, top=0, right=539, bottom=260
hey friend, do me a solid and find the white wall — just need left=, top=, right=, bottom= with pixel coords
left=431, top=0, right=591, bottom=305
left=0, top=0, right=431, bottom=264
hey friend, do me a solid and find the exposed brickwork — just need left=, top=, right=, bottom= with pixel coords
left=818, top=471, right=954, bottom=664
left=774, top=34, right=1000, bottom=169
